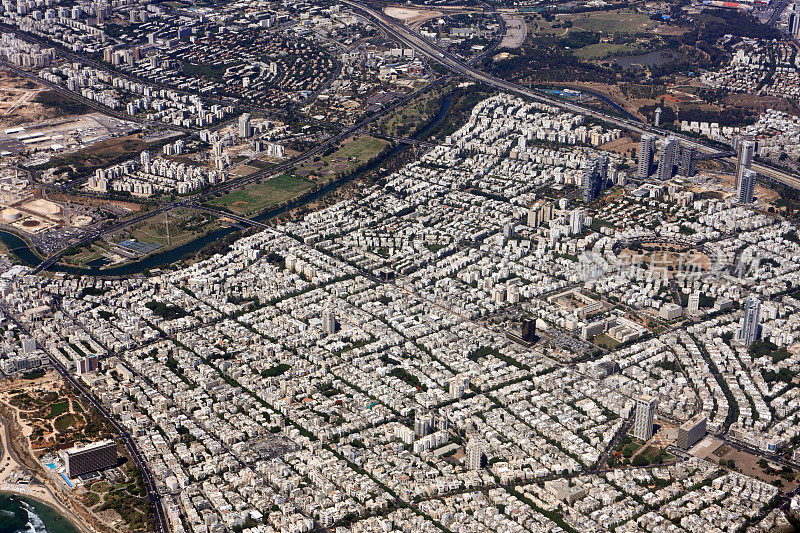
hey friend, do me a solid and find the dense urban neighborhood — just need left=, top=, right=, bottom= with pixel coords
left=0, top=0, right=800, bottom=531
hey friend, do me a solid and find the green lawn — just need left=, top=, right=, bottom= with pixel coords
left=573, top=42, right=652, bottom=61
left=55, top=413, right=80, bottom=432
left=60, top=242, right=108, bottom=267
left=564, top=10, right=656, bottom=34
left=295, top=135, right=389, bottom=180
left=47, top=401, right=69, bottom=419
left=210, top=174, right=313, bottom=215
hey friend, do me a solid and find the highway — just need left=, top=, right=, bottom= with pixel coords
left=32, top=74, right=453, bottom=273
left=341, top=0, right=800, bottom=190
left=767, top=0, right=792, bottom=27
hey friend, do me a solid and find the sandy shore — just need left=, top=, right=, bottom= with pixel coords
left=0, top=414, right=91, bottom=533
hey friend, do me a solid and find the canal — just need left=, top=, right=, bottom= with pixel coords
left=0, top=93, right=454, bottom=277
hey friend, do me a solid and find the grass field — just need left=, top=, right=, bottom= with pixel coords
left=295, top=135, right=389, bottom=180
left=376, top=87, right=448, bottom=137
left=573, top=42, right=652, bottom=60
left=210, top=174, right=314, bottom=215
left=563, top=10, right=657, bottom=34
left=54, top=412, right=81, bottom=432
left=124, top=208, right=219, bottom=248
left=60, top=241, right=108, bottom=267
left=47, top=401, right=69, bottom=419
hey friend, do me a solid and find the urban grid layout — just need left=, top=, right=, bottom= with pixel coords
left=1, top=0, right=800, bottom=532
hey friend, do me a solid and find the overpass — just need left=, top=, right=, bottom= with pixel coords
left=342, top=0, right=800, bottom=190
left=32, top=75, right=454, bottom=272
left=695, top=150, right=736, bottom=160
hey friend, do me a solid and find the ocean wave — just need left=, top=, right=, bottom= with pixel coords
left=19, top=501, right=47, bottom=533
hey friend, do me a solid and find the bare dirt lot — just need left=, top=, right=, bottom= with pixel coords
left=599, top=135, right=637, bottom=158
left=727, top=93, right=800, bottom=116
left=0, top=70, right=89, bottom=127
left=500, top=15, right=527, bottom=49
left=384, top=6, right=442, bottom=26
left=618, top=243, right=711, bottom=277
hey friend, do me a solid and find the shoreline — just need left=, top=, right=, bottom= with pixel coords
left=0, top=412, right=91, bottom=533
left=0, top=488, right=85, bottom=533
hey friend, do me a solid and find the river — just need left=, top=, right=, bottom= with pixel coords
left=0, top=493, right=81, bottom=533
left=0, top=93, right=454, bottom=278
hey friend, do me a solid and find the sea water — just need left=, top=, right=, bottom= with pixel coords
left=0, top=494, right=81, bottom=533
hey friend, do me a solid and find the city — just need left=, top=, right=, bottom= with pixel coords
left=0, top=0, right=799, bottom=532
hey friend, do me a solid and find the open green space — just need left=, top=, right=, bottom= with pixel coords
left=573, top=42, right=653, bottom=61
left=562, top=10, right=658, bottom=34
left=181, top=61, right=230, bottom=80
left=295, top=135, right=390, bottom=180
left=35, top=135, right=154, bottom=178
left=46, top=401, right=69, bottom=419
left=749, top=340, right=792, bottom=364
left=59, top=207, right=222, bottom=269
left=376, top=87, right=450, bottom=138
left=635, top=445, right=674, bottom=466
left=261, top=363, right=291, bottom=378
left=54, top=413, right=81, bottom=432
left=123, top=209, right=219, bottom=249
left=32, top=90, right=94, bottom=116
left=60, top=241, right=109, bottom=267
left=210, top=174, right=314, bottom=215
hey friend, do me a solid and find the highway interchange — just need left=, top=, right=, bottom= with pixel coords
left=3, top=4, right=800, bottom=529
left=341, top=0, right=800, bottom=190
left=11, top=0, right=800, bottom=273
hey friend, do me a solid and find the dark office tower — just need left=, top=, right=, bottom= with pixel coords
left=657, top=137, right=679, bottom=181
left=598, top=154, right=609, bottom=190
left=521, top=319, right=536, bottom=343
left=791, top=4, right=800, bottom=38
left=582, top=156, right=607, bottom=202
left=735, top=136, right=755, bottom=192
left=637, top=134, right=656, bottom=179
left=678, top=145, right=696, bottom=177
left=61, top=440, right=118, bottom=478
left=582, top=160, right=599, bottom=202
left=738, top=168, right=756, bottom=204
